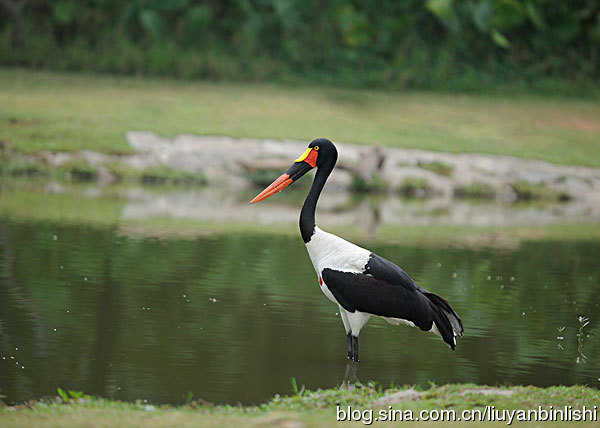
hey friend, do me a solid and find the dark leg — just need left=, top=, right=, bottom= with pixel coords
left=352, top=335, right=359, bottom=362
left=340, top=361, right=360, bottom=391
left=347, top=332, right=352, bottom=360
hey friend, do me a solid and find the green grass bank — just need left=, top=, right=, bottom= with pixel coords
left=1, top=69, right=600, bottom=167
left=1, top=384, right=598, bottom=428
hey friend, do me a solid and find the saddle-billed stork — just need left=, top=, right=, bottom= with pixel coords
left=251, top=138, right=463, bottom=361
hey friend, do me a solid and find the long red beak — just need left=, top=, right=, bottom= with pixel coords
left=250, top=147, right=317, bottom=204
left=250, top=173, right=293, bottom=204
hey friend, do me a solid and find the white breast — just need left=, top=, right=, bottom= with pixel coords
left=305, top=226, right=371, bottom=275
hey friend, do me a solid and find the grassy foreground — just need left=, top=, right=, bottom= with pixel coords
left=1, top=384, right=598, bottom=428
left=1, top=69, right=600, bottom=167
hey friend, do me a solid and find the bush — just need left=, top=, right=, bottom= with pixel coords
left=454, top=182, right=496, bottom=199
left=58, top=159, right=98, bottom=182
left=1, top=156, right=48, bottom=177
left=399, top=177, right=430, bottom=198
left=0, top=1, right=598, bottom=94
left=510, top=180, right=571, bottom=202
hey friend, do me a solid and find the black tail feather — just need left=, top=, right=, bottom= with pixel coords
left=425, top=292, right=464, bottom=349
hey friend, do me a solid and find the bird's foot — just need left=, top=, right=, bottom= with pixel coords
left=341, top=361, right=359, bottom=391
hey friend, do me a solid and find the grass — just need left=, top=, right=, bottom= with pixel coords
left=1, top=69, right=600, bottom=167
left=1, top=384, right=598, bottom=428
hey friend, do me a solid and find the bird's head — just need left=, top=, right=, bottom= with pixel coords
left=250, top=138, right=337, bottom=204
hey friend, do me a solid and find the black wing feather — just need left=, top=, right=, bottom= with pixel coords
left=322, top=253, right=463, bottom=349
left=366, top=254, right=463, bottom=336
left=364, top=253, right=426, bottom=293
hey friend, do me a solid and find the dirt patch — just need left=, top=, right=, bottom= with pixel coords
left=459, top=388, right=515, bottom=397
left=372, top=389, right=423, bottom=406
left=552, top=116, right=600, bottom=133
left=8, top=117, right=41, bottom=127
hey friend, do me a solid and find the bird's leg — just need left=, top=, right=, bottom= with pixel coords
left=340, top=361, right=359, bottom=391
left=352, top=335, right=359, bottom=362
left=347, top=332, right=353, bottom=360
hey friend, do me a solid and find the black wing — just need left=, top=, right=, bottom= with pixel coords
left=322, top=253, right=463, bottom=349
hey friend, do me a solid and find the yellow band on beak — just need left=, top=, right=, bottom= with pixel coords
left=295, top=148, right=312, bottom=163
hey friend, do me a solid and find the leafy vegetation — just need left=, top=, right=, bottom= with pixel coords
left=399, top=177, right=431, bottom=198
left=510, top=180, right=571, bottom=201
left=0, top=0, right=599, bottom=95
left=454, top=182, right=497, bottom=199
left=56, top=388, right=91, bottom=404
left=56, top=159, right=98, bottom=182
left=0, top=153, right=48, bottom=176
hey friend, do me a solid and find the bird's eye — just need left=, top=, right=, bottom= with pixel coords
left=314, top=146, right=319, bottom=151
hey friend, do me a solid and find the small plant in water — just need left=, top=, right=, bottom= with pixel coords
left=289, top=376, right=305, bottom=397
left=576, top=316, right=589, bottom=364
left=57, top=387, right=91, bottom=403
left=556, top=326, right=565, bottom=350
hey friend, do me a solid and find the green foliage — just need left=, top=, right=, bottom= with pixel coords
left=0, top=0, right=598, bottom=93
left=56, top=387, right=68, bottom=402
left=56, top=388, right=91, bottom=403
left=399, top=177, right=430, bottom=198
left=57, top=159, right=98, bottom=182
left=510, top=180, right=570, bottom=201
left=454, top=182, right=496, bottom=199
left=0, top=155, right=48, bottom=177
left=289, top=377, right=305, bottom=397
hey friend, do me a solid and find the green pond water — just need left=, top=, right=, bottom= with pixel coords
left=0, top=218, right=599, bottom=405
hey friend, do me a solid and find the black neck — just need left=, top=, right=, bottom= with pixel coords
left=300, top=160, right=335, bottom=243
